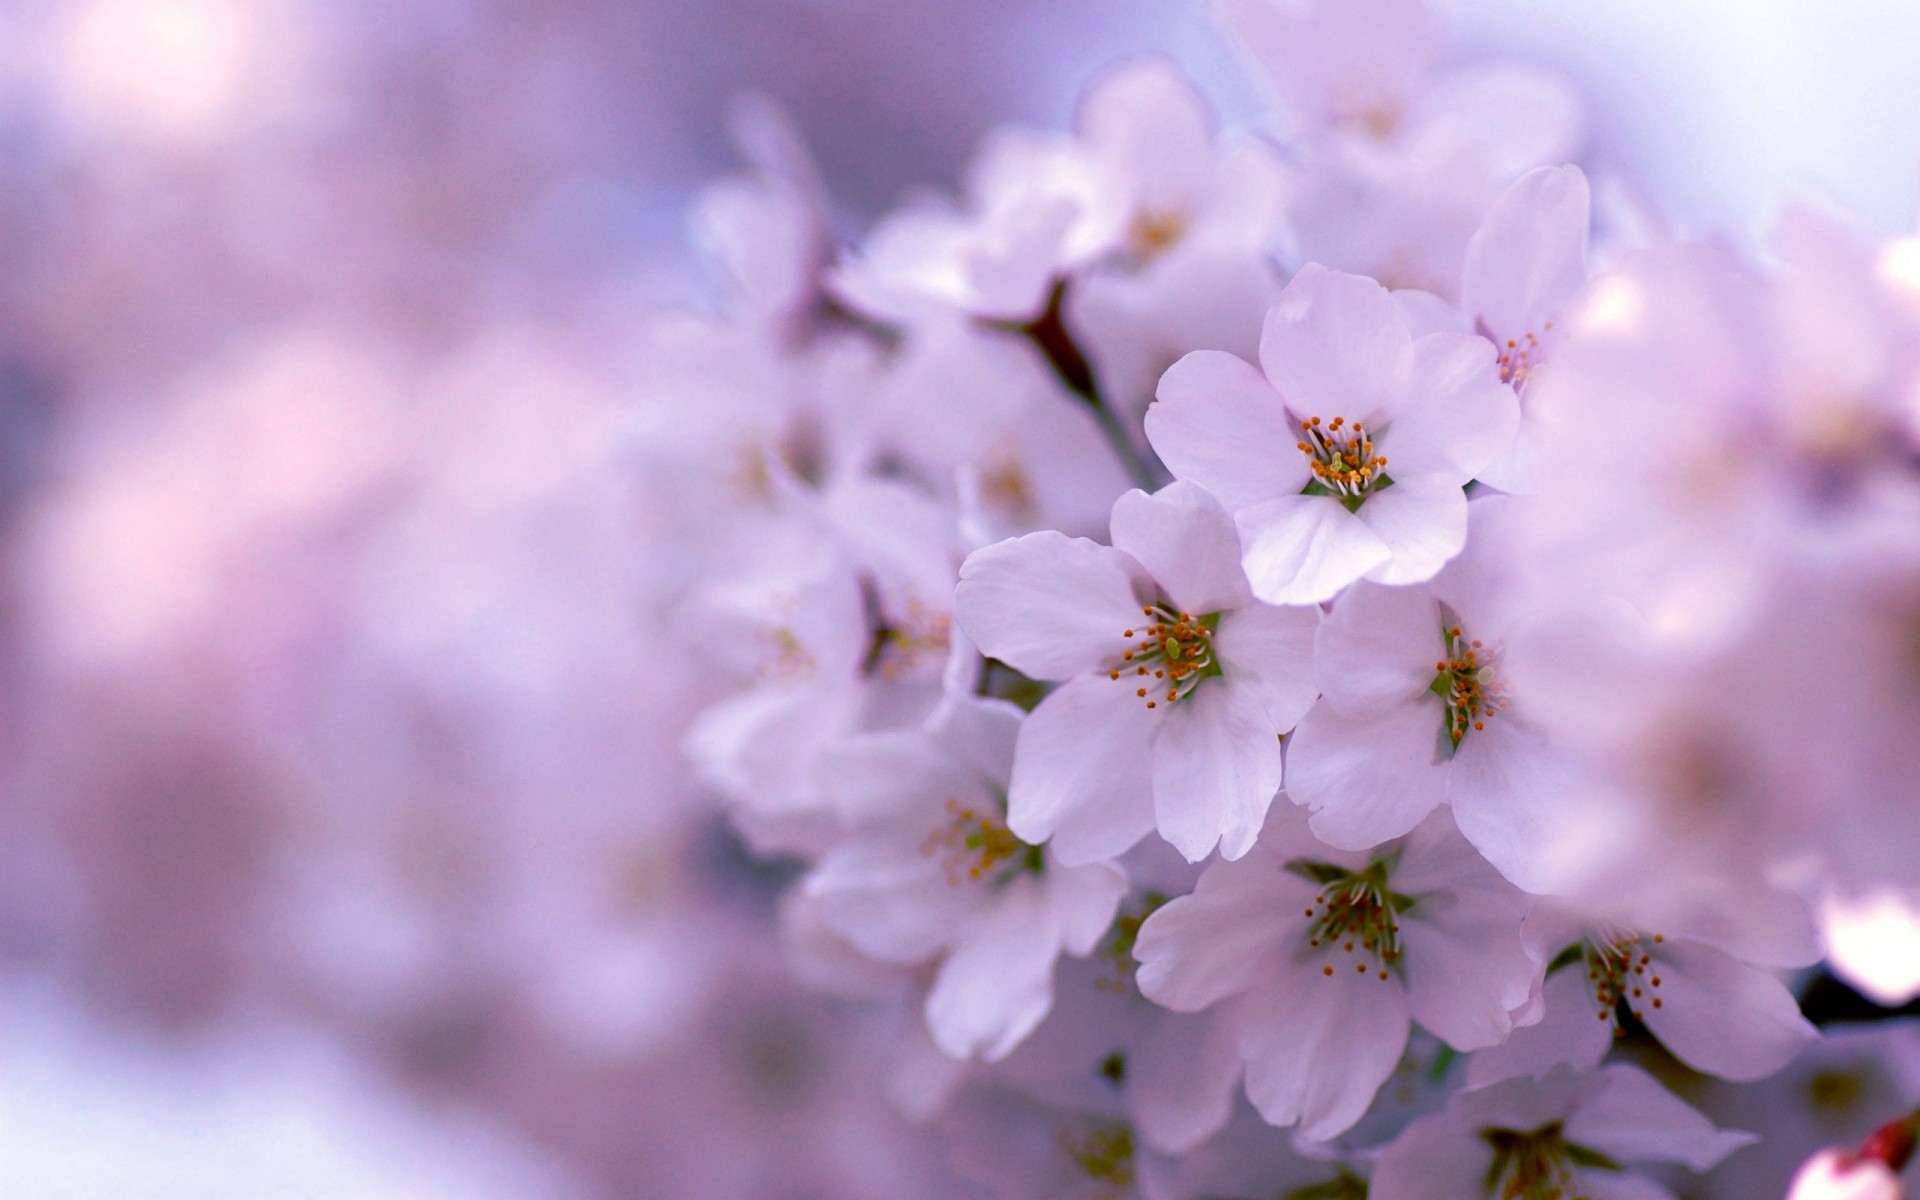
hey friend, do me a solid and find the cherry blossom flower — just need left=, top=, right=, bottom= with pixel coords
left=1063, top=56, right=1288, bottom=424
left=1214, top=0, right=1584, bottom=296
left=1132, top=807, right=1535, bottom=1140
left=955, top=480, right=1319, bottom=864
left=1370, top=1065, right=1754, bottom=1200
left=799, top=695, right=1128, bottom=1062
left=1147, top=264, right=1518, bottom=605
left=1468, top=902, right=1817, bottom=1088
left=1283, top=495, right=1583, bottom=882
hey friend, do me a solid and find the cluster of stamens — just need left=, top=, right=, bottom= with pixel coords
left=978, top=456, right=1036, bottom=519
left=1109, top=604, right=1217, bottom=709
left=1434, top=625, right=1509, bottom=746
left=1127, top=208, right=1189, bottom=261
left=1582, top=932, right=1666, bottom=1033
left=920, top=799, right=1037, bottom=886
left=1055, top=1123, right=1136, bottom=1194
left=1296, top=416, right=1388, bottom=500
left=1495, top=324, right=1552, bottom=387
left=1481, top=1124, right=1594, bottom=1200
left=868, top=598, right=951, bottom=678
left=759, top=625, right=814, bottom=681
left=1297, top=861, right=1405, bottom=982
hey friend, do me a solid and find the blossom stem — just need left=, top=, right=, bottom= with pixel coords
left=1000, top=279, right=1163, bottom=491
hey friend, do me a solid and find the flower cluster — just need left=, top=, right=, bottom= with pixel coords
left=658, top=0, right=1920, bottom=1195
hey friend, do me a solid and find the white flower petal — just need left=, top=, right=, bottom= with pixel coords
left=1214, top=603, right=1321, bottom=731
left=1563, top=1064, right=1757, bottom=1172
left=1448, top=721, right=1574, bottom=894
left=1368, top=1111, right=1491, bottom=1200
left=1313, top=580, right=1442, bottom=717
left=1129, top=1011, right=1242, bottom=1154
left=1237, top=494, right=1391, bottom=606
left=1075, top=58, right=1214, bottom=215
left=1109, top=481, right=1255, bottom=614
left=1134, top=852, right=1303, bottom=1012
left=1383, top=333, right=1521, bottom=481
left=1579, top=1175, right=1679, bottom=1200
left=1152, top=678, right=1283, bottom=862
left=1048, top=861, right=1131, bottom=956
left=1465, top=966, right=1612, bottom=1087
left=926, top=880, right=1062, bottom=1061
left=1639, top=938, right=1818, bottom=1081
left=1259, top=264, right=1413, bottom=424
left=1146, top=349, right=1305, bottom=511
left=805, top=836, right=980, bottom=963
left=955, top=531, right=1144, bottom=680
left=1285, top=701, right=1449, bottom=850
left=1462, top=165, right=1592, bottom=341
left=1235, top=949, right=1412, bottom=1141
left=1008, top=674, right=1157, bottom=863
left=1355, top=475, right=1471, bottom=587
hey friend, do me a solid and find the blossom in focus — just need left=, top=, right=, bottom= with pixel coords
left=955, top=480, right=1319, bottom=864
left=1147, top=264, right=1518, bottom=606
left=1132, top=807, right=1535, bottom=1140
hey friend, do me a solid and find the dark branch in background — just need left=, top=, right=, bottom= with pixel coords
left=1800, top=970, right=1920, bottom=1026
left=989, top=279, right=1164, bottom=491
left=1017, top=279, right=1100, bottom=403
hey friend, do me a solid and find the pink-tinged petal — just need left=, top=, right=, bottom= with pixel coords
left=1396, top=812, right=1537, bottom=1050
left=685, top=679, right=860, bottom=813
left=1563, top=1065, right=1758, bottom=1171
left=1152, top=678, right=1283, bottom=862
left=1639, top=939, right=1818, bottom=1081
left=1146, top=350, right=1305, bottom=510
left=1448, top=721, right=1577, bottom=895
left=1578, top=1175, right=1679, bottom=1200
left=1355, top=475, right=1471, bottom=587
left=1259, top=264, right=1413, bottom=424
left=1237, top=494, right=1390, bottom=606
left=1109, top=481, right=1254, bottom=614
left=1134, top=854, right=1305, bottom=1012
left=1313, top=580, right=1441, bottom=717
left=1394, top=288, right=1471, bottom=337
left=1421, top=65, right=1584, bottom=181
left=1285, top=701, right=1448, bottom=850
left=1465, top=966, right=1612, bottom=1087
left=1235, top=950, right=1412, bottom=1141
left=1213, top=0, right=1437, bottom=132
left=1381, top=333, right=1520, bottom=480
left=955, top=531, right=1144, bottom=680
left=1369, top=1111, right=1491, bottom=1200
left=926, top=880, right=1062, bottom=1061
left=821, top=729, right=976, bottom=824
left=1049, top=861, right=1131, bottom=956
left=1008, top=674, right=1157, bottom=863
left=927, top=693, right=1024, bottom=789
left=1130, top=1012, right=1242, bottom=1154
left=1214, top=603, right=1320, bottom=731
left=805, top=837, right=980, bottom=963
left=1462, top=165, right=1592, bottom=340
left=1075, top=57, right=1214, bottom=214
